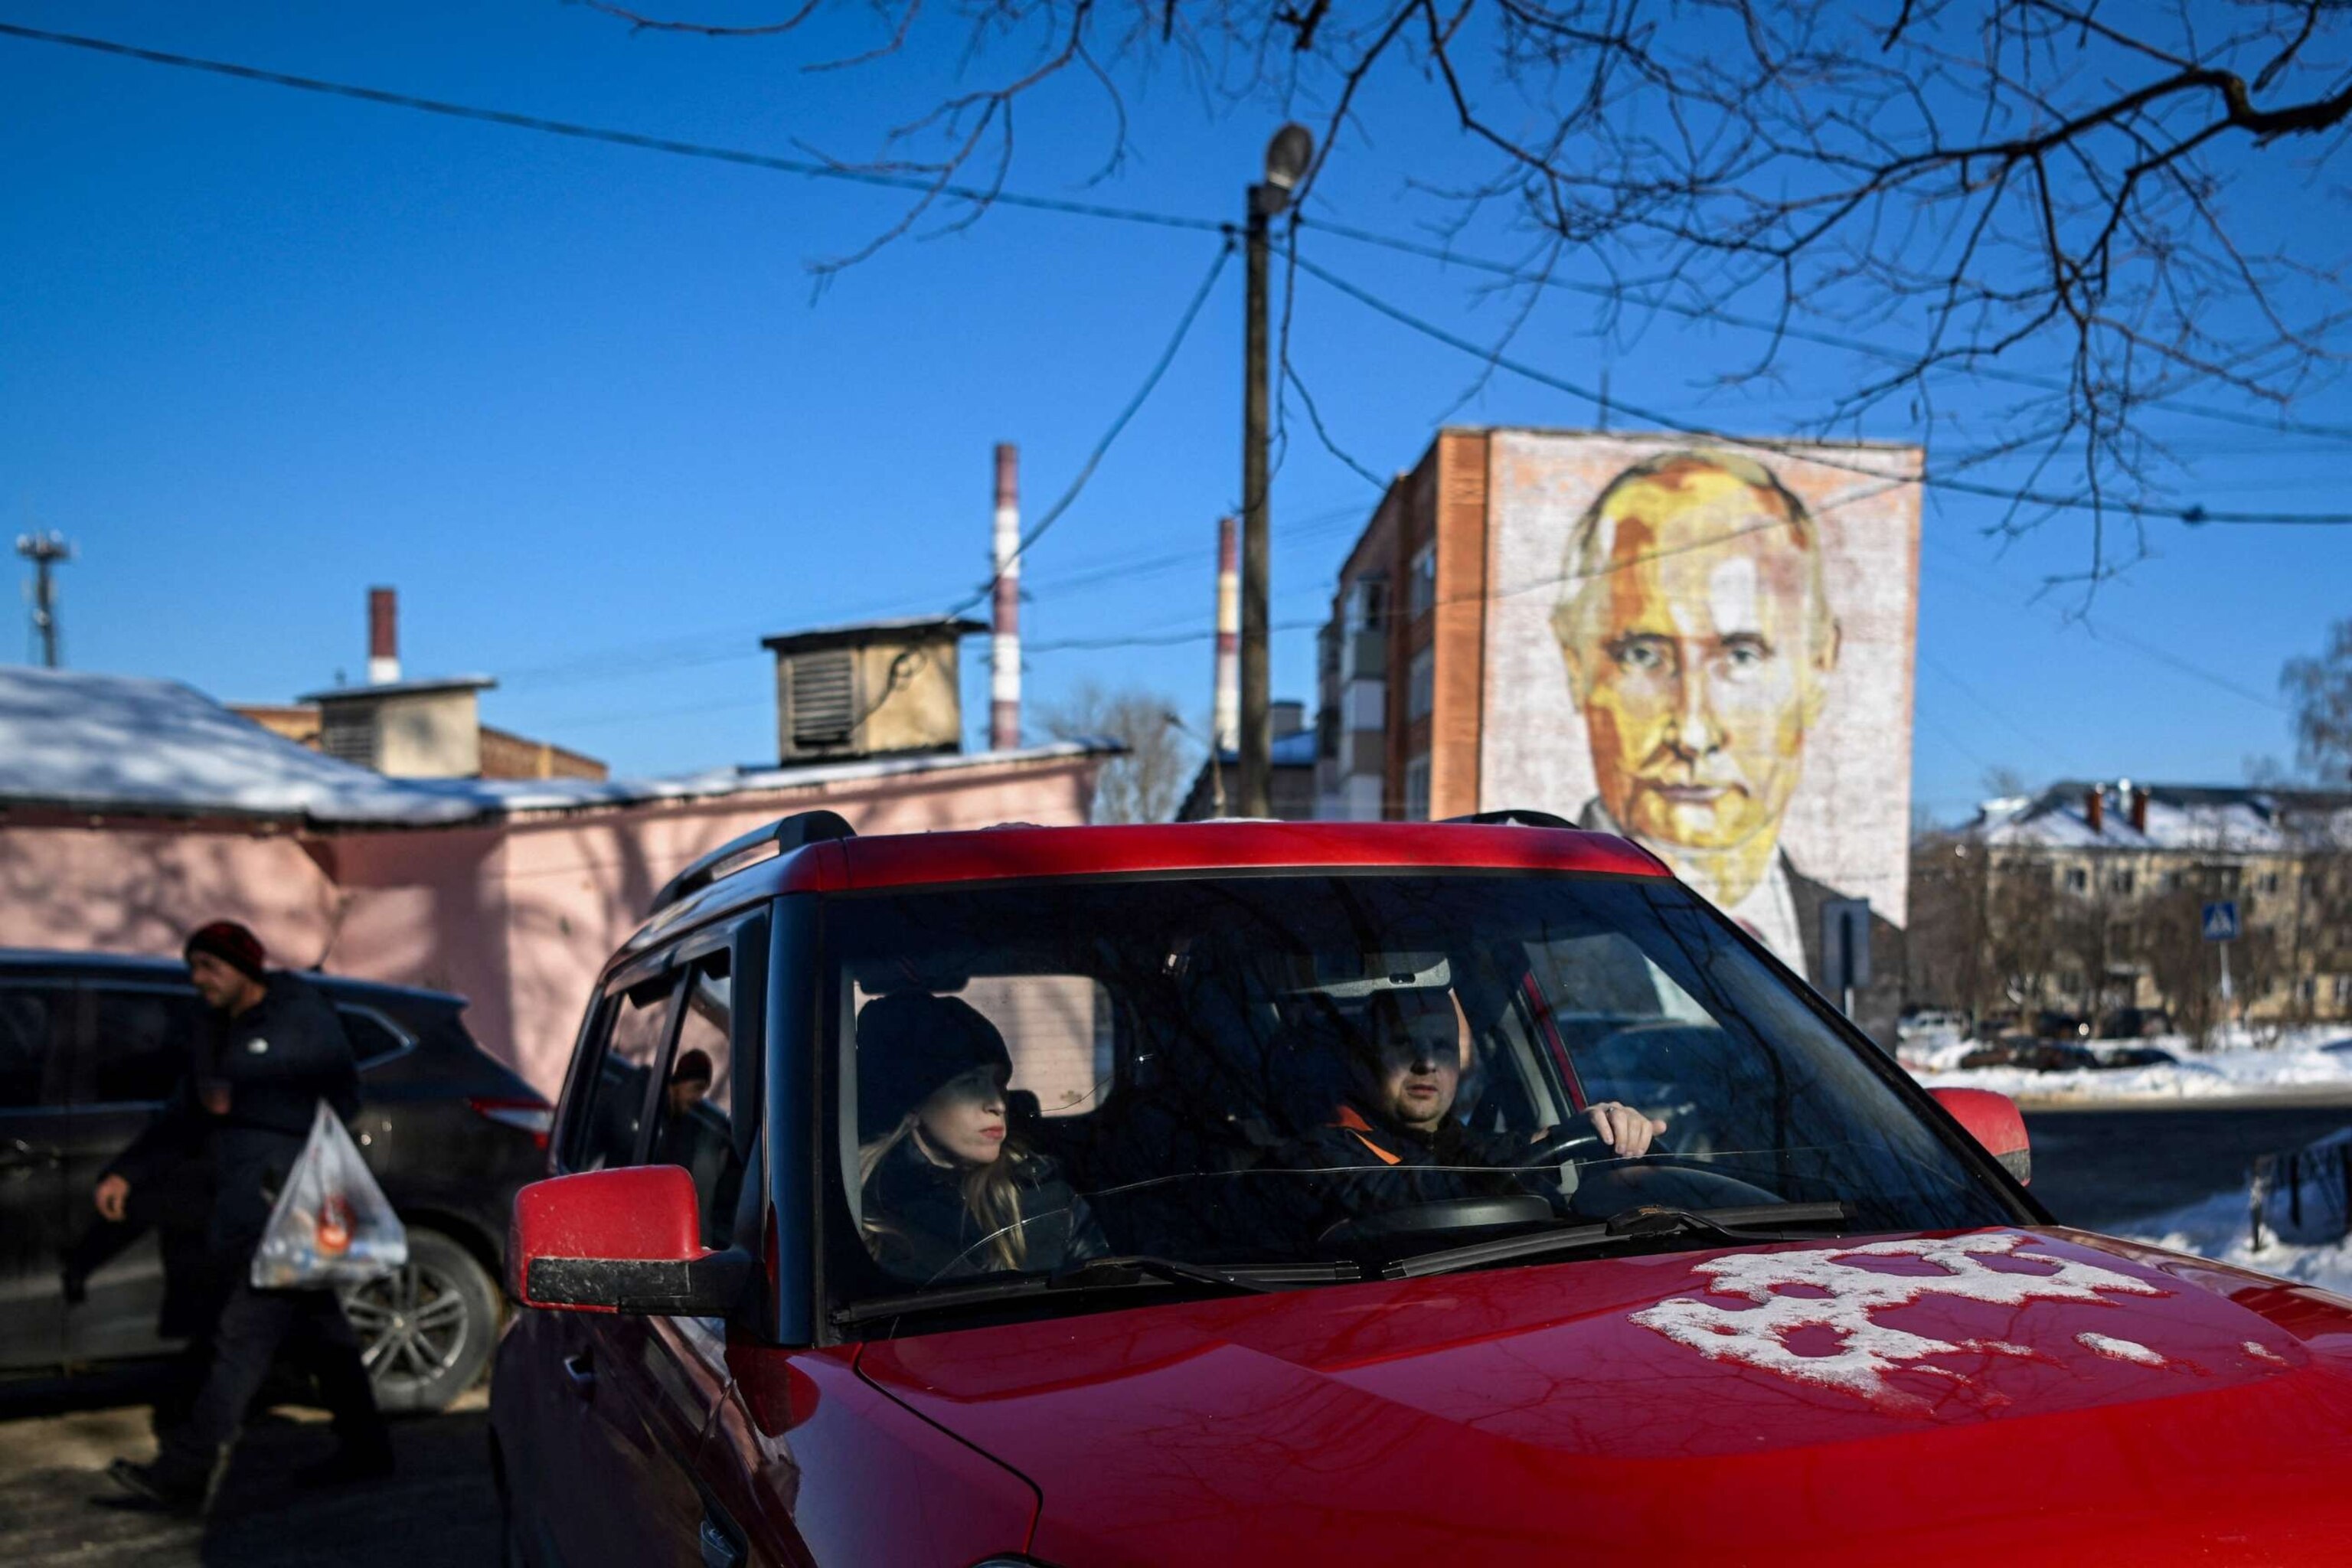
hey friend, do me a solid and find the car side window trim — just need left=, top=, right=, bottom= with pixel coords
left=558, top=965, right=688, bottom=1175
left=336, top=1003, right=417, bottom=1071
left=0, top=978, right=80, bottom=1113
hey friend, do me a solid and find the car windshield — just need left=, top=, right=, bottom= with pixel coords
left=822, top=872, right=2017, bottom=1309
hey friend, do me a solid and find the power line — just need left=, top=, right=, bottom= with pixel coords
left=1922, top=536, right=2292, bottom=716
left=943, top=239, right=1235, bottom=619
left=1030, top=616, right=1322, bottom=653
left=1301, top=217, right=2352, bottom=447
left=1290, top=253, right=2352, bottom=528
left=0, top=21, right=1228, bottom=237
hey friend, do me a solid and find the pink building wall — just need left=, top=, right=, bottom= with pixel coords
left=0, top=753, right=1098, bottom=1093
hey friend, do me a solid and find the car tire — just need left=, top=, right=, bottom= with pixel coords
left=340, top=1225, right=500, bottom=1414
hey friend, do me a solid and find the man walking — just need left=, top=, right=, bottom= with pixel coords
left=96, top=920, right=391, bottom=1515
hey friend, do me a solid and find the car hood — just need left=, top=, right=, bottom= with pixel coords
left=858, top=1227, right=2352, bottom=1566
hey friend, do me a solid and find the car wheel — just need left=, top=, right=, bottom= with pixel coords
left=340, top=1226, right=499, bottom=1413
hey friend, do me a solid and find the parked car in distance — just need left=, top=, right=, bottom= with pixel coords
left=2096, top=1045, right=2180, bottom=1070
left=1956, top=1038, right=2103, bottom=1073
left=0, top=949, right=550, bottom=1412
left=2098, top=1007, right=2173, bottom=1040
left=1896, top=1007, right=1970, bottom=1043
left=2032, top=1008, right=2094, bottom=1040
left=491, top=815, right=2352, bottom=1566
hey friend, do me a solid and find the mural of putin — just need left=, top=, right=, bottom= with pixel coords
left=1548, top=450, right=1867, bottom=979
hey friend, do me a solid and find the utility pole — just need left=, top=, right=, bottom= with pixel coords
left=1239, top=123, right=1313, bottom=818
left=15, top=529, right=71, bottom=668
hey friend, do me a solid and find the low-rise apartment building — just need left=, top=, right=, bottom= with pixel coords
left=1911, top=780, right=2352, bottom=1032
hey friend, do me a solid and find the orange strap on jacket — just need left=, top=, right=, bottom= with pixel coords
left=1330, top=1104, right=1402, bottom=1166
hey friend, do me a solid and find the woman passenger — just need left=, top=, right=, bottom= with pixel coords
left=855, top=991, right=1109, bottom=1283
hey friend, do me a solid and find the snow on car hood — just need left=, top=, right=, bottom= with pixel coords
left=858, top=1227, right=2352, bottom=1566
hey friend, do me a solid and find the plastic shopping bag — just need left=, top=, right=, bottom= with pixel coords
left=250, top=1101, right=408, bottom=1289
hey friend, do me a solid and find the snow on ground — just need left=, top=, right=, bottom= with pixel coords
left=2119, top=1173, right=2352, bottom=1302
left=1906, top=1025, right=2352, bottom=1102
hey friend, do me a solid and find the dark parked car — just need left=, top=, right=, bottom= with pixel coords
left=1958, top=1037, right=2102, bottom=1072
left=2096, top=1045, right=2180, bottom=1069
left=2098, top=1008, right=2172, bottom=1040
left=0, top=949, right=550, bottom=1412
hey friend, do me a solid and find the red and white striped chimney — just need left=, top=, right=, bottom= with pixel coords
left=990, top=443, right=1022, bottom=751
left=1212, top=515, right=1240, bottom=752
left=367, top=586, right=400, bottom=685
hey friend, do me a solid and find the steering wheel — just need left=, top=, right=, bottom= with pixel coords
left=1569, top=1156, right=1780, bottom=1211
left=1517, top=1123, right=1610, bottom=1167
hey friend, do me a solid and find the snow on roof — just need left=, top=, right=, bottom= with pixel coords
left=0, top=665, right=1100, bottom=829
left=1958, top=779, right=2350, bottom=853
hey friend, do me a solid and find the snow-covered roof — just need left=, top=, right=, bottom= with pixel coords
left=1956, top=779, right=2352, bottom=854
left=0, top=665, right=1100, bottom=830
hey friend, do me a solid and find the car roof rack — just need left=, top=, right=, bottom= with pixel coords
left=648, top=809, right=857, bottom=916
left=1440, top=808, right=1574, bottom=830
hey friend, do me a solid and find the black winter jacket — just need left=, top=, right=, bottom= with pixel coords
left=106, top=973, right=361, bottom=1266
left=1284, top=1102, right=1537, bottom=1236
left=861, top=1137, right=1109, bottom=1284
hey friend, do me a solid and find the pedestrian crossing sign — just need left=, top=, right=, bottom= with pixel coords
left=2200, top=900, right=2239, bottom=942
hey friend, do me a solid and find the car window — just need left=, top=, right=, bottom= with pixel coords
left=338, top=1008, right=410, bottom=1068
left=824, top=874, right=2017, bottom=1301
left=852, top=973, right=1114, bottom=1128
left=959, top=975, right=1115, bottom=1119
left=649, top=949, right=745, bottom=1248
left=564, top=975, right=676, bottom=1172
left=85, top=986, right=207, bottom=1105
left=0, top=986, right=73, bottom=1109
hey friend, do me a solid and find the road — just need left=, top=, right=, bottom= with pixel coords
left=2021, top=1095, right=2352, bottom=1233
left=0, top=1382, right=499, bottom=1567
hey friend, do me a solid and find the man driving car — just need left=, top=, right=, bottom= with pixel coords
left=1287, top=986, right=1666, bottom=1232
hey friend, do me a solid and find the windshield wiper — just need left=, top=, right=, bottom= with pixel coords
left=833, top=1254, right=1358, bottom=1328
left=1383, top=1201, right=1854, bottom=1282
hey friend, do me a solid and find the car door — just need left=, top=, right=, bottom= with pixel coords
left=59, top=980, right=211, bottom=1363
left=532, top=962, right=714, bottom=1568
left=630, top=929, right=764, bottom=1565
left=0, top=981, right=74, bottom=1371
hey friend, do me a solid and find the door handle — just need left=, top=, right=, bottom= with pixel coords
left=697, top=1516, right=745, bottom=1568
left=561, top=1350, right=597, bottom=1395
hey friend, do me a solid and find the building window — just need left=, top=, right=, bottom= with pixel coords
left=2109, top=868, right=2135, bottom=895
left=2164, top=871, right=2184, bottom=893
left=1408, top=543, right=1436, bottom=617
left=2335, top=975, right=2352, bottom=1006
left=1346, top=575, right=1387, bottom=632
left=2258, top=871, right=2281, bottom=895
left=1402, top=754, right=1431, bottom=822
left=2217, top=866, right=2243, bottom=894
left=1406, top=647, right=1435, bottom=721
left=2057, top=969, right=2085, bottom=998
left=2063, top=867, right=2088, bottom=893
left=2112, top=922, right=2135, bottom=952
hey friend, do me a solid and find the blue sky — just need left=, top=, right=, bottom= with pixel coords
left=4, top=3, right=2349, bottom=825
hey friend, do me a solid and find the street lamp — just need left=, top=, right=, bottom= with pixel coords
left=1239, top=122, right=1312, bottom=818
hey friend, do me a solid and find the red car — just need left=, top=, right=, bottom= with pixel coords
left=488, top=815, right=2352, bottom=1566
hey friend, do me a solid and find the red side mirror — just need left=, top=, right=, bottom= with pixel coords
left=1929, top=1087, right=2030, bottom=1186
left=509, top=1165, right=749, bottom=1315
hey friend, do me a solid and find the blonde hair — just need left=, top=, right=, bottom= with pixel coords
left=858, top=1113, right=1031, bottom=1273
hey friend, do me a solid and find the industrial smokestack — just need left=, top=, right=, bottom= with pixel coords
left=1213, top=515, right=1240, bottom=752
left=368, top=586, right=400, bottom=685
left=990, top=443, right=1021, bottom=751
